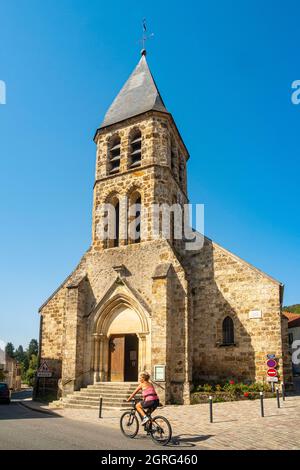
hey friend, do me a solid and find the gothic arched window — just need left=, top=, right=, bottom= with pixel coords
left=171, top=139, right=177, bottom=174
left=179, top=156, right=185, bottom=188
left=222, top=316, right=235, bottom=345
left=109, top=135, right=121, bottom=174
left=129, top=130, right=142, bottom=168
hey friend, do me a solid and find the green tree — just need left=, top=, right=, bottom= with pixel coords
left=15, top=345, right=29, bottom=380
left=283, top=304, right=300, bottom=314
left=15, top=345, right=25, bottom=363
left=5, top=342, right=15, bottom=358
left=26, top=354, right=38, bottom=386
left=27, top=339, right=38, bottom=358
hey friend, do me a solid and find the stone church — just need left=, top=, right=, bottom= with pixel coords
left=38, top=51, right=291, bottom=405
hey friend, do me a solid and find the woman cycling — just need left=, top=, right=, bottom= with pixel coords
left=127, top=371, right=159, bottom=425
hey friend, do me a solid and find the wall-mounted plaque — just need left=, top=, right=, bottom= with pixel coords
left=249, top=310, right=262, bottom=319
left=154, top=365, right=166, bottom=382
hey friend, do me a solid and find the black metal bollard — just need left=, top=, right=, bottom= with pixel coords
left=282, top=383, right=286, bottom=401
left=209, top=396, right=213, bottom=423
left=99, top=396, right=103, bottom=418
left=260, top=392, right=264, bottom=417
left=276, top=387, right=280, bottom=408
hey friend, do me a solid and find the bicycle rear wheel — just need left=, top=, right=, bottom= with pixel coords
left=120, top=412, right=139, bottom=438
left=150, top=415, right=172, bottom=446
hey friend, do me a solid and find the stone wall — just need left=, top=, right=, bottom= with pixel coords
left=92, top=112, right=188, bottom=250
left=189, top=237, right=291, bottom=384
left=38, top=239, right=190, bottom=400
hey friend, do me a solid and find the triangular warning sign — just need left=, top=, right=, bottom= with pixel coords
left=38, top=360, right=50, bottom=372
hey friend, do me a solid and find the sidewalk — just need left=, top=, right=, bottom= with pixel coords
left=24, top=395, right=300, bottom=450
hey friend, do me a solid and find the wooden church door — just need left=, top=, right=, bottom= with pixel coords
left=109, top=335, right=125, bottom=382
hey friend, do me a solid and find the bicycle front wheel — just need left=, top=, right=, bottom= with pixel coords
left=150, top=415, right=172, bottom=446
left=120, top=412, right=139, bottom=438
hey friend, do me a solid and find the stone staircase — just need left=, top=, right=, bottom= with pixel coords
left=50, top=382, right=139, bottom=410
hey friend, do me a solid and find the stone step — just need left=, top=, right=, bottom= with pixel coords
left=72, top=394, right=140, bottom=402
left=63, top=396, right=130, bottom=406
left=90, top=382, right=138, bottom=385
left=64, top=398, right=130, bottom=407
left=84, top=387, right=136, bottom=394
left=86, top=385, right=137, bottom=391
left=63, top=403, right=103, bottom=410
left=87, top=383, right=138, bottom=388
left=74, top=387, right=133, bottom=392
left=63, top=403, right=125, bottom=410
left=64, top=396, right=131, bottom=404
left=50, top=382, right=140, bottom=410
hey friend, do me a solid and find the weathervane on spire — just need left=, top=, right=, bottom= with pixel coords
left=140, top=19, right=154, bottom=56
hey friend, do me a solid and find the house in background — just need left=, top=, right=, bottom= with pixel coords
left=0, top=354, right=21, bottom=391
left=283, top=311, right=300, bottom=376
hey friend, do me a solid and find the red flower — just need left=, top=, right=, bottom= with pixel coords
left=244, top=392, right=249, bottom=397
left=229, top=380, right=235, bottom=385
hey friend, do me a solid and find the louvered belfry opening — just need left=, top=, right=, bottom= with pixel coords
left=134, top=195, right=141, bottom=243
left=129, top=130, right=142, bottom=168
left=109, top=136, right=121, bottom=174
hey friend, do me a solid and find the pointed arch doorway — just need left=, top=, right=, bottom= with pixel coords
left=109, top=334, right=139, bottom=382
left=93, top=295, right=150, bottom=383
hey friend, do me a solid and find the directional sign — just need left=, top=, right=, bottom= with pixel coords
left=37, top=360, right=52, bottom=378
left=267, top=368, right=278, bottom=377
left=267, top=359, right=277, bottom=368
left=267, top=354, right=276, bottom=359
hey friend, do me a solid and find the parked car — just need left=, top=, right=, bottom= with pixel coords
left=0, top=382, right=11, bottom=404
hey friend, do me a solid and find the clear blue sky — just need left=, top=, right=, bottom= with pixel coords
left=1, top=0, right=299, bottom=348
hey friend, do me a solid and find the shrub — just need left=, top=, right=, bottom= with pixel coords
left=203, top=383, right=213, bottom=393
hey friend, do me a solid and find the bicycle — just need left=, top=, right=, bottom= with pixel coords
left=120, top=398, right=172, bottom=446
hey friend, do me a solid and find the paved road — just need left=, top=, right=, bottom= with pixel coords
left=0, top=403, right=162, bottom=450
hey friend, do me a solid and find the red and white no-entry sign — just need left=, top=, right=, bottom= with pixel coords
left=267, top=368, right=278, bottom=377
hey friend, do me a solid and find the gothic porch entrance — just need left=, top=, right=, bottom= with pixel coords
left=109, top=334, right=139, bottom=382
left=92, top=295, right=150, bottom=383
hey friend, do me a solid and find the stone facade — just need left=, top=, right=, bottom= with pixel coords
left=37, top=54, right=291, bottom=405
left=187, top=239, right=288, bottom=384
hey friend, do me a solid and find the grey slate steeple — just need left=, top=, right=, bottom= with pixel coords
left=100, top=53, right=169, bottom=129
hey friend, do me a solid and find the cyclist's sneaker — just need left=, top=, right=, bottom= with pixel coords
left=141, top=416, right=150, bottom=425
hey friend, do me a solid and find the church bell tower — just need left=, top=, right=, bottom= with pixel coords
left=92, top=51, right=189, bottom=252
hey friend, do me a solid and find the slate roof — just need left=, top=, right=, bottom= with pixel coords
left=100, top=53, right=169, bottom=129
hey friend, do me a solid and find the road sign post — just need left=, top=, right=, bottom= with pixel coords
left=266, top=355, right=279, bottom=393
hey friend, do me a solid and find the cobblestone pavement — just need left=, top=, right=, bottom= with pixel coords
left=51, top=395, right=300, bottom=450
